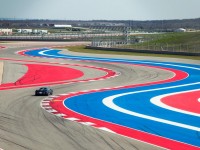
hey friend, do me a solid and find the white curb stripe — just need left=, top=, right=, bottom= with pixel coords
left=47, top=109, right=57, bottom=113
left=65, top=117, right=80, bottom=121
left=150, top=89, right=200, bottom=117
left=98, top=127, right=116, bottom=133
left=80, top=122, right=96, bottom=126
left=55, top=114, right=67, bottom=117
left=103, top=82, right=200, bottom=132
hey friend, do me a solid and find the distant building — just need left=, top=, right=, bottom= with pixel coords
left=0, top=28, right=12, bottom=35
left=17, top=29, right=32, bottom=34
left=54, top=25, right=72, bottom=28
left=33, top=29, right=48, bottom=34
left=16, top=29, right=48, bottom=34
left=175, top=28, right=186, bottom=32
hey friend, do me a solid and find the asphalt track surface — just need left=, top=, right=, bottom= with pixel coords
left=0, top=42, right=199, bottom=150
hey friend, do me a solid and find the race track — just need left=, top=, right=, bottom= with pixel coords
left=0, top=42, right=199, bottom=150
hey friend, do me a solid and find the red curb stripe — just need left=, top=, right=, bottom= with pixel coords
left=161, top=90, right=200, bottom=114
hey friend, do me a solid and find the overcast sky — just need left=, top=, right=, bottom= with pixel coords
left=0, top=0, right=199, bottom=20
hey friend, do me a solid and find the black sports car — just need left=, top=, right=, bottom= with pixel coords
left=35, top=87, right=53, bottom=96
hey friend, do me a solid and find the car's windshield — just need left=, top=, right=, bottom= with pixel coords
left=39, top=87, right=48, bottom=90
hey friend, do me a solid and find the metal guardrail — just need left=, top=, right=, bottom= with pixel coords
left=90, top=41, right=200, bottom=56
left=0, top=33, right=123, bottom=41
left=87, top=46, right=200, bottom=56
left=0, top=34, right=95, bottom=41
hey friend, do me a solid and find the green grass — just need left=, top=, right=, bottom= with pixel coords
left=0, top=41, right=9, bottom=43
left=130, top=32, right=200, bottom=51
left=132, top=32, right=200, bottom=45
left=151, top=32, right=200, bottom=45
left=60, top=45, right=200, bottom=60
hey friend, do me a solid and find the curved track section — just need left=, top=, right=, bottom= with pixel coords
left=18, top=48, right=200, bottom=149
left=1, top=42, right=166, bottom=150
